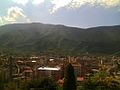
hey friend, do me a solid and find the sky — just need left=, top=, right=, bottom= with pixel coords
left=0, top=0, right=120, bottom=28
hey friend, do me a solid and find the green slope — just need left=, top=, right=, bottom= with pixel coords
left=0, top=23, right=120, bottom=55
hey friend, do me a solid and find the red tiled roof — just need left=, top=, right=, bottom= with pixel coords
left=77, top=77, right=84, bottom=81
left=23, top=70, right=33, bottom=72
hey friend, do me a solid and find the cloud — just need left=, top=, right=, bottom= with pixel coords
left=12, top=0, right=29, bottom=5
left=12, top=0, right=45, bottom=5
left=0, top=17, right=4, bottom=25
left=11, top=0, right=120, bottom=13
left=5, top=6, right=26, bottom=21
left=49, top=0, right=120, bottom=13
left=0, top=6, right=30, bottom=25
left=49, top=0, right=71, bottom=13
left=98, top=0, right=120, bottom=7
left=32, top=0, right=45, bottom=5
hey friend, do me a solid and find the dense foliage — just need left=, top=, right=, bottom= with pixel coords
left=22, top=78, right=57, bottom=90
left=63, top=63, right=76, bottom=90
left=82, top=71, right=120, bottom=90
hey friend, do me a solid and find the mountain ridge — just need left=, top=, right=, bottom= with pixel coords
left=0, top=23, right=120, bottom=55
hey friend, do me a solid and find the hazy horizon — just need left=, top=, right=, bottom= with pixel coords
left=0, top=22, right=120, bottom=29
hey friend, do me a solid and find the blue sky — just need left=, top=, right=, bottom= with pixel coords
left=0, top=0, right=120, bottom=28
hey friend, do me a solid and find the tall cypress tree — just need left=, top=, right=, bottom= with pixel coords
left=63, top=63, right=76, bottom=90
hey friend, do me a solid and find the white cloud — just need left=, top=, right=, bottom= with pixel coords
left=0, top=6, right=30, bottom=25
left=98, top=0, right=120, bottom=7
left=8, top=7, right=26, bottom=19
left=12, top=0, right=45, bottom=5
left=32, top=0, right=45, bottom=5
left=49, top=0, right=120, bottom=13
left=69, top=0, right=96, bottom=8
left=12, top=0, right=29, bottom=5
left=4, top=6, right=26, bottom=22
left=11, top=0, right=120, bottom=13
left=0, top=17, right=4, bottom=25
left=50, top=0, right=71, bottom=13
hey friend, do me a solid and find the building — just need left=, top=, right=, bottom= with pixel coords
left=37, top=67, right=61, bottom=80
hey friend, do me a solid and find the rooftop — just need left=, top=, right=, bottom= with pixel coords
left=38, top=67, right=60, bottom=71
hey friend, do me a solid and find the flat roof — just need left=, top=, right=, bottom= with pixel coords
left=38, top=67, right=60, bottom=71
left=32, top=60, right=36, bottom=62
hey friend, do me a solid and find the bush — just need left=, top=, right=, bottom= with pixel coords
left=22, top=78, right=57, bottom=90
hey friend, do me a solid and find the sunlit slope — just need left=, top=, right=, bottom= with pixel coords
left=0, top=23, right=120, bottom=55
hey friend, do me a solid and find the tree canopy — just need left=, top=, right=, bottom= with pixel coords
left=63, top=63, right=76, bottom=90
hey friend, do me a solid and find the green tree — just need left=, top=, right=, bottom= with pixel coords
left=63, top=63, right=76, bottom=90
left=82, top=71, right=120, bottom=90
left=0, top=71, right=5, bottom=90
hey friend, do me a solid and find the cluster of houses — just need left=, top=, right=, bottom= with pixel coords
left=0, top=54, right=120, bottom=83
left=10, top=55, right=90, bottom=82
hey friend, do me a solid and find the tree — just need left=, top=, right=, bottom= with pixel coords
left=8, top=56, right=14, bottom=81
left=63, top=63, right=76, bottom=90
left=0, top=71, right=5, bottom=90
left=82, top=71, right=120, bottom=90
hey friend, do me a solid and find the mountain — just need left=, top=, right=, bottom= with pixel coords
left=0, top=23, right=120, bottom=55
